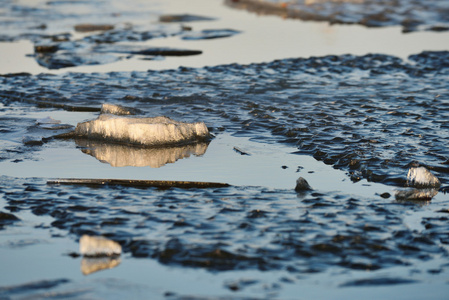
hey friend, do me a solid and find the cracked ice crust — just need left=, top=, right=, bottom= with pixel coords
left=74, top=114, right=210, bottom=147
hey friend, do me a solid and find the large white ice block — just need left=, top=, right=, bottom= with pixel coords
left=74, top=114, right=210, bottom=146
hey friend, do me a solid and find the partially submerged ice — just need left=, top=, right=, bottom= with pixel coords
left=79, top=235, right=122, bottom=257
left=74, top=114, right=210, bottom=147
left=396, top=166, right=441, bottom=201
left=406, top=167, right=441, bottom=189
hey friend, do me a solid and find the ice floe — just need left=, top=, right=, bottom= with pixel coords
left=74, top=114, right=210, bottom=147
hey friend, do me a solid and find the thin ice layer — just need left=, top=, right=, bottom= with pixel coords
left=74, top=114, right=210, bottom=147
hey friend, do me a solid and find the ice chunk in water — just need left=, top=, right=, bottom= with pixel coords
left=406, top=167, right=441, bottom=188
left=79, top=235, right=121, bottom=257
left=74, top=114, right=210, bottom=147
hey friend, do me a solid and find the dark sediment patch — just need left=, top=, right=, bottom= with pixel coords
left=225, top=0, right=449, bottom=33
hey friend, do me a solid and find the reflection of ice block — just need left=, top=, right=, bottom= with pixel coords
left=395, top=188, right=438, bottom=201
left=79, top=235, right=121, bottom=257
left=74, top=115, right=210, bottom=147
left=406, top=167, right=441, bottom=188
left=81, top=257, right=121, bottom=275
left=76, top=139, right=208, bottom=167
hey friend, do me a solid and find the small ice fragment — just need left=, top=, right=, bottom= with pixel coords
left=295, top=177, right=312, bottom=192
left=79, top=235, right=121, bottom=257
left=74, top=114, right=210, bottom=147
left=36, top=116, right=61, bottom=125
left=100, top=103, right=141, bottom=116
left=394, top=188, right=438, bottom=201
left=406, top=167, right=441, bottom=188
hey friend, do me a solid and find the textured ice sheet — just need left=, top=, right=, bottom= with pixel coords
left=74, top=115, right=210, bottom=147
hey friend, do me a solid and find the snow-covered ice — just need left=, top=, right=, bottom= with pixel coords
left=74, top=114, right=210, bottom=147
left=79, top=235, right=122, bottom=257
left=406, top=167, right=441, bottom=188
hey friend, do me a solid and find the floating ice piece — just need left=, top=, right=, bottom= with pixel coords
left=81, top=257, right=121, bottom=275
left=406, top=167, right=441, bottom=188
left=79, top=235, right=121, bottom=257
left=100, top=103, right=141, bottom=116
left=295, top=177, right=312, bottom=192
left=76, top=139, right=208, bottom=168
left=395, top=188, right=438, bottom=201
left=74, top=115, right=210, bottom=147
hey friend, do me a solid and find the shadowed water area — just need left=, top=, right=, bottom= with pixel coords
left=1, top=0, right=449, bottom=299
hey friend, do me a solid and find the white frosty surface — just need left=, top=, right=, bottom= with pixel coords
left=76, top=139, right=208, bottom=167
left=74, top=114, right=210, bottom=147
left=406, top=167, right=441, bottom=188
left=79, top=235, right=122, bottom=257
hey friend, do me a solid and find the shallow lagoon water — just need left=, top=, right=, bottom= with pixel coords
left=1, top=0, right=449, bottom=299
